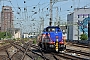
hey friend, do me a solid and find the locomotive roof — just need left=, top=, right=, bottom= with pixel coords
left=46, top=26, right=60, bottom=28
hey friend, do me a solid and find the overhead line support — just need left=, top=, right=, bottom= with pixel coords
left=49, top=0, right=53, bottom=26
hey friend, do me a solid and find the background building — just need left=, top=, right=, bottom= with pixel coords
left=1, top=6, right=13, bottom=32
left=0, top=12, right=1, bottom=31
left=67, top=8, right=90, bottom=40
left=60, top=25, right=67, bottom=39
left=13, top=28, right=21, bottom=39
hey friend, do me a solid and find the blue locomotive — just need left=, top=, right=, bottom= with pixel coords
left=38, top=26, right=66, bottom=52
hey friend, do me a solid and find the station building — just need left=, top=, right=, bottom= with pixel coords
left=67, top=8, right=90, bottom=40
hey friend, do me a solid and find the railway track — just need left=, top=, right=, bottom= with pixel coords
left=0, top=44, right=11, bottom=51
left=0, top=40, right=32, bottom=60
left=67, top=40, right=90, bottom=48
left=0, top=40, right=17, bottom=60
left=67, top=42, right=90, bottom=49
left=5, top=50, right=12, bottom=60
left=10, top=41, right=50, bottom=60
left=72, top=43, right=90, bottom=48
left=0, top=40, right=90, bottom=60
left=0, top=40, right=15, bottom=51
left=50, top=51, right=90, bottom=60
left=10, top=42, right=34, bottom=60
left=31, top=43, right=90, bottom=60
left=66, top=49, right=90, bottom=57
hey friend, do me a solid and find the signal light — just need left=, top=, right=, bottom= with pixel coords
left=56, top=36, right=58, bottom=39
left=48, top=42, right=55, bottom=44
left=42, top=33, right=50, bottom=38
left=48, top=34, right=50, bottom=37
left=59, top=41, right=64, bottom=44
left=42, top=34, right=46, bottom=37
left=59, top=40, right=64, bottom=44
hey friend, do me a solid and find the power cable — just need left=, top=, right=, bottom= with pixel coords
left=42, top=4, right=50, bottom=10
left=83, top=2, right=90, bottom=7
left=15, top=0, right=21, bottom=11
left=8, top=0, right=26, bottom=27
left=16, top=0, right=19, bottom=7
left=8, top=0, right=17, bottom=13
left=78, top=0, right=80, bottom=8
left=8, top=0, right=22, bottom=18
left=72, top=0, right=75, bottom=8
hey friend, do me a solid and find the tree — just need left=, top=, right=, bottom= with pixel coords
left=6, top=32, right=12, bottom=38
left=0, top=32, right=6, bottom=39
left=80, top=34, right=88, bottom=40
left=0, top=32, right=12, bottom=40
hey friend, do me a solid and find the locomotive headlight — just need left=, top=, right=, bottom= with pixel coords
left=56, top=39, right=58, bottom=42
left=56, top=36, right=58, bottom=39
left=49, top=45, right=54, bottom=48
left=61, top=45, right=64, bottom=47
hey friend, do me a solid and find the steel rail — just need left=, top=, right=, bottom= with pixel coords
left=11, top=42, right=49, bottom=60
left=5, top=50, right=12, bottom=60
left=66, top=49, right=90, bottom=57
left=56, top=52, right=90, bottom=60
left=10, top=43, right=34, bottom=59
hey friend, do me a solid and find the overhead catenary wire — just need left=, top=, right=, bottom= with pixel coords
left=2, top=0, right=90, bottom=33
left=8, top=0, right=24, bottom=20
left=78, top=0, right=80, bottom=8
left=15, top=0, right=21, bottom=12
left=16, top=0, right=19, bottom=7
left=83, top=2, right=90, bottom=7
left=8, top=0, right=17, bottom=13
left=8, top=0, right=26, bottom=30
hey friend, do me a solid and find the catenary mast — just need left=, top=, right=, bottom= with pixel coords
left=49, top=0, right=53, bottom=26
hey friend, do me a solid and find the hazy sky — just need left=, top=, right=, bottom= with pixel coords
left=0, top=0, right=90, bottom=33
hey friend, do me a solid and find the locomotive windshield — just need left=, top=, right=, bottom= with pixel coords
left=47, top=28, right=55, bottom=32
left=43, top=26, right=61, bottom=32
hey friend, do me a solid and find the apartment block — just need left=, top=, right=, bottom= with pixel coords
left=1, top=6, right=13, bottom=32
left=67, top=8, right=90, bottom=40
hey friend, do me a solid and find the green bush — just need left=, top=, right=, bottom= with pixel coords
left=0, top=32, right=12, bottom=40
left=16, top=38, right=20, bottom=40
left=23, top=38, right=29, bottom=42
left=33, top=39, right=36, bottom=44
left=80, top=34, right=88, bottom=40
left=13, top=38, right=16, bottom=40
